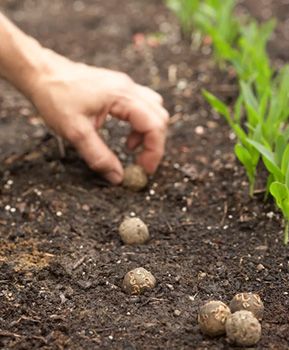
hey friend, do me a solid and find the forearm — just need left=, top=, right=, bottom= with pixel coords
left=0, top=13, right=48, bottom=99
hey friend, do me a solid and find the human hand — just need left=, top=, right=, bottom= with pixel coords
left=27, top=50, right=169, bottom=184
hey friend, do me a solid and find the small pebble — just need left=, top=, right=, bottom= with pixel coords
left=174, top=309, right=181, bottom=317
left=257, top=264, right=265, bottom=272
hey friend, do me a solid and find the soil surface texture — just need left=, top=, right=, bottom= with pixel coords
left=0, top=0, right=289, bottom=349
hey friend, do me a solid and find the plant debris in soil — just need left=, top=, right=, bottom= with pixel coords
left=0, top=0, right=289, bottom=349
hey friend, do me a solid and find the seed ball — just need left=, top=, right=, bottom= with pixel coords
left=122, top=267, right=156, bottom=295
left=198, top=301, right=231, bottom=337
left=225, top=310, right=261, bottom=346
left=123, top=165, right=148, bottom=191
left=119, top=217, right=149, bottom=245
left=230, top=292, right=264, bottom=320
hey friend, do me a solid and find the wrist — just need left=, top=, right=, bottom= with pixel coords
left=6, top=40, right=53, bottom=101
left=0, top=13, right=56, bottom=101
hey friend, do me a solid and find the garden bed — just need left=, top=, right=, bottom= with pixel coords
left=0, top=0, right=288, bottom=349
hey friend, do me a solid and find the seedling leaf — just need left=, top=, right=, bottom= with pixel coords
left=247, top=139, right=283, bottom=182
left=270, top=182, right=289, bottom=222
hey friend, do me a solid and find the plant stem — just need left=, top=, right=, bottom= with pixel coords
left=249, top=180, right=255, bottom=198
left=284, top=221, right=289, bottom=245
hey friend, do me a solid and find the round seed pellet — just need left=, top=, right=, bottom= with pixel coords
left=230, top=292, right=264, bottom=320
left=122, top=267, right=156, bottom=295
left=198, top=301, right=231, bottom=337
left=119, top=217, right=149, bottom=245
left=226, top=310, right=261, bottom=346
left=122, top=165, right=148, bottom=191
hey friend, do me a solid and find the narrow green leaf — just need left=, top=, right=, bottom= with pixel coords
left=240, top=81, right=259, bottom=111
left=235, top=144, right=256, bottom=188
left=281, top=144, right=289, bottom=174
left=286, top=163, right=289, bottom=189
left=203, top=90, right=233, bottom=126
left=270, top=182, right=289, bottom=220
left=247, top=139, right=283, bottom=181
left=275, top=134, right=287, bottom=166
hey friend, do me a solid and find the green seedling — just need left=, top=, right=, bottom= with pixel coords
left=203, top=90, right=259, bottom=196
left=263, top=66, right=289, bottom=145
left=194, top=0, right=239, bottom=61
left=167, top=0, right=289, bottom=244
left=270, top=183, right=289, bottom=245
left=248, top=140, right=289, bottom=244
left=166, top=0, right=200, bottom=33
left=232, top=20, right=275, bottom=97
left=166, top=0, right=239, bottom=62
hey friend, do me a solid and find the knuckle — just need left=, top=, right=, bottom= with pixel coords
left=117, top=72, right=133, bottom=88
left=155, top=119, right=168, bottom=131
left=66, top=125, right=90, bottom=144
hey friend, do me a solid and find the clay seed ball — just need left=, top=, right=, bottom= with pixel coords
left=230, top=292, right=264, bottom=320
left=119, top=217, right=149, bottom=245
left=225, top=310, right=261, bottom=346
left=123, top=267, right=156, bottom=295
left=122, top=164, right=148, bottom=191
left=198, top=301, right=231, bottom=337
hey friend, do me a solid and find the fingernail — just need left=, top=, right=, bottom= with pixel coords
left=105, top=171, right=123, bottom=185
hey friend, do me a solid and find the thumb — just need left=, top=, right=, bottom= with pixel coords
left=68, top=120, right=123, bottom=184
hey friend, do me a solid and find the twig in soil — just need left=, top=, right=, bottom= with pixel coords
left=220, top=201, right=228, bottom=226
left=0, top=330, right=48, bottom=344
left=0, top=330, right=22, bottom=338
left=49, top=314, right=66, bottom=321
left=168, top=64, right=178, bottom=84
left=55, top=135, right=66, bottom=158
left=94, top=327, right=115, bottom=333
left=3, top=134, right=52, bottom=165
left=21, top=186, right=38, bottom=197
left=10, top=315, right=40, bottom=326
left=64, top=184, right=88, bottom=194
left=253, top=188, right=266, bottom=195
left=180, top=221, right=193, bottom=226
left=166, top=221, right=173, bottom=232
left=72, top=256, right=86, bottom=270
left=169, top=113, right=182, bottom=125
left=138, top=297, right=167, bottom=309
left=29, top=335, right=47, bottom=344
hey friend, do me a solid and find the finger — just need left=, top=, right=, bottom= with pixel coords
left=68, top=120, right=123, bottom=184
left=136, top=85, right=164, bottom=105
left=111, top=97, right=167, bottom=133
left=137, top=128, right=166, bottom=174
left=110, top=99, right=168, bottom=173
left=135, top=88, right=169, bottom=125
left=126, top=130, right=143, bottom=150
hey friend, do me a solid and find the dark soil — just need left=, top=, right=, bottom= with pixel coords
left=0, top=0, right=289, bottom=349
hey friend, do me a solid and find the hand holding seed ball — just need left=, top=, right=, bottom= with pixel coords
left=225, top=310, right=261, bottom=346
left=119, top=217, right=150, bottom=245
left=198, top=301, right=231, bottom=337
left=123, top=267, right=156, bottom=295
left=122, top=164, right=148, bottom=191
left=230, top=292, right=264, bottom=320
